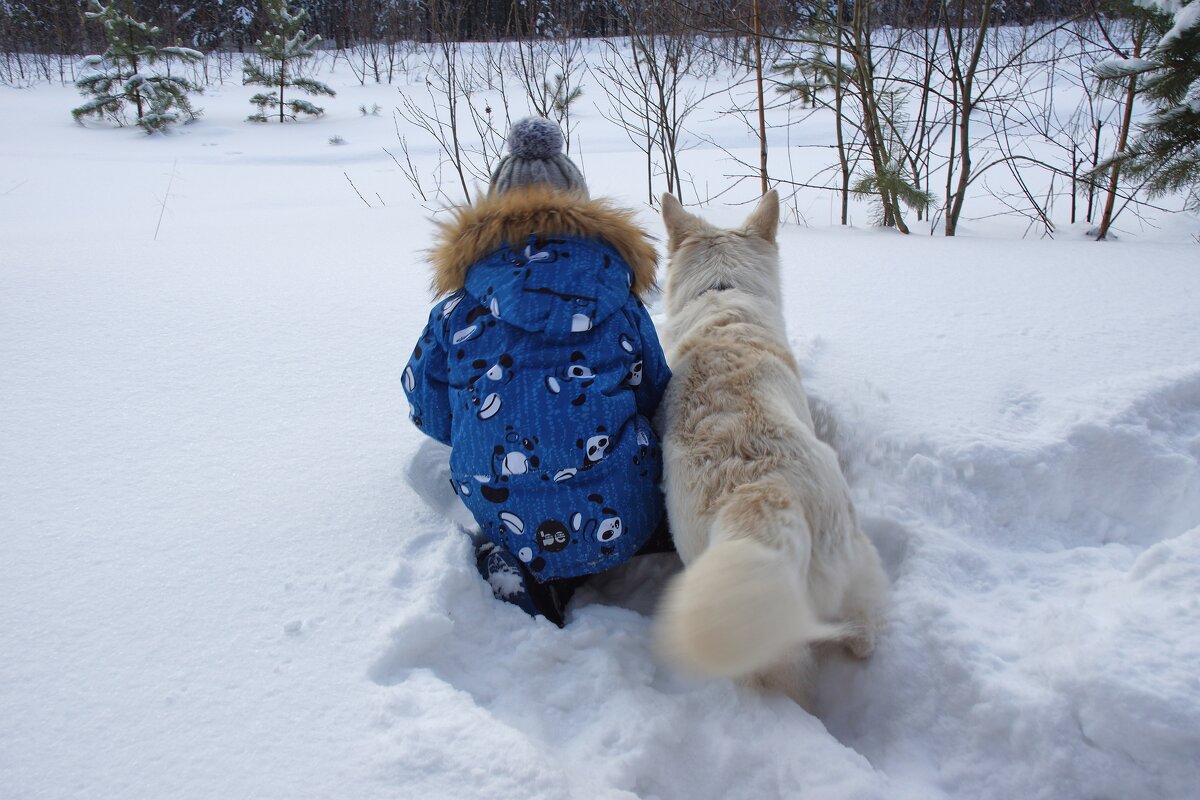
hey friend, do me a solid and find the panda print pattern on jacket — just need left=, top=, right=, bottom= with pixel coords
left=404, top=187, right=670, bottom=582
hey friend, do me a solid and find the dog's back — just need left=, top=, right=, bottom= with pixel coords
left=655, top=192, right=886, bottom=706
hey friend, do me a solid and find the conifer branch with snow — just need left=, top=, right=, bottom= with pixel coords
left=1094, top=0, right=1200, bottom=215
left=71, top=0, right=202, bottom=134
left=243, top=0, right=336, bottom=123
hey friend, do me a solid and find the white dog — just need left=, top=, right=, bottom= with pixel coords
left=654, top=191, right=886, bottom=707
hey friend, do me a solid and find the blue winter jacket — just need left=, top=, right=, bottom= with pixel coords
left=404, top=187, right=671, bottom=581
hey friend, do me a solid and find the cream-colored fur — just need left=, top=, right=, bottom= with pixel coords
left=428, top=184, right=658, bottom=298
left=654, top=191, right=886, bottom=708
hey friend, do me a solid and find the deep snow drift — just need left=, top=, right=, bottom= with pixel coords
left=2, top=47, right=1199, bottom=800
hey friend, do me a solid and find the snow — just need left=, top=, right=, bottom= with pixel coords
left=1144, top=0, right=1200, bottom=48
left=1094, top=56, right=1156, bottom=78
left=1162, top=2, right=1200, bottom=47
left=2, top=44, right=1200, bottom=800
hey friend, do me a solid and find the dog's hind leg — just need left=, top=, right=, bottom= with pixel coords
left=742, top=644, right=818, bottom=711
left=835, top=533, right=888, bottom=659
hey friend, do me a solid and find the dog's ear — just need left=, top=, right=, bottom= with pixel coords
left=660, top=192, right=696, bottom=256
left=744, top=190, right=780, bottom=244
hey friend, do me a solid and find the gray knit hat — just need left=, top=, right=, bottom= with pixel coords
left=488, top=117, right=588, bottom=198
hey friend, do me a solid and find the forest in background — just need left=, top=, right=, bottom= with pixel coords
left=1, top=1, right=1099, bottom=56
left=2, top=1, right=1196, bottom=240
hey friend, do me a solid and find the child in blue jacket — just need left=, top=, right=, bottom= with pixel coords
left=403, top=118, right=671, bottom=625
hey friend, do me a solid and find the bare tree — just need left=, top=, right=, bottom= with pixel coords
left=752, top=0, right=769, bottom=192
left=395, top=5, right=512, bottom=205
left=940, top=0, right=997, bottom=236
left=507, top=20, right=585, bottom=153
left=593, top=0, right=710, bottom=204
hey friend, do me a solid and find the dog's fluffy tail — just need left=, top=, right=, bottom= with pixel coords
left=655, top=537, right=844, bottom=680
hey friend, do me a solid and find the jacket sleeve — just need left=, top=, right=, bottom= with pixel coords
left=627, top=298, right=672, bottom=419
left=403, top=303, right=454, bottom=446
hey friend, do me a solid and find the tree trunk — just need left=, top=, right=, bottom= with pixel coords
left=1087, top=121, right=1102, bottom=223
left=946, top=77, right=957, bottom=229
left=943, top=0, right=993, bottom=237
left=132, top=51, right=144, bottom=121
left=945, top=94, right=972, bottom=236
left=852, top=0, right=908, bottom=233
left=834, top=0, right=849, bottom=224
left=753, top=0, right=768, bottom=194
left=1096, top=37, right=1143, bottom=241
left=1071, top=146, right=1078, bottom=224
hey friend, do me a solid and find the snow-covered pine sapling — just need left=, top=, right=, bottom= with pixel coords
left=1093, top=0, right=1200, bottom=221
left=243, top=0, right=335, bottom=123
left=1089, top=2, right=1172, bottom=240
left=72, top=0, right=202, bottom=133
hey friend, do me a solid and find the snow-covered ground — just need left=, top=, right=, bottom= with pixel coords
left=2, top=46, right=1199, bottom=800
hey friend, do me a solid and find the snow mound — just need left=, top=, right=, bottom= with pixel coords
left=835, top=369, right=1200, bottom=551
left=809, top=367, right=1200, bottom=800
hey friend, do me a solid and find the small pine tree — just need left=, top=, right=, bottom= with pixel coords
left=851, top=162, right=935, bottom=224
left=548, top=73, right=583, bottom=116
left=1097, top=1, right=1200, bottom=212
left=548, top=73, right=582, bottom=153
left=775, top=53, right=840, bottom=109
left=72, top=0, right=202, bottom=133
left=851, top=90, right=933, bottom=226
left=243, top=0, right=335, bottom=123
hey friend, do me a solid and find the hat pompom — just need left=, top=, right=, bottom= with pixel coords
left=488, top=116, right=587, bottom=197
left=507, top=117, right=564, bottom=160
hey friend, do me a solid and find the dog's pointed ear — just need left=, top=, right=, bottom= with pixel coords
left=660, top=192, right=695, bottom=256
left=744, top=190, right=780, bottom=244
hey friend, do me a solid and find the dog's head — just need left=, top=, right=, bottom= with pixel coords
left=659, top=191, right=781, bottom=318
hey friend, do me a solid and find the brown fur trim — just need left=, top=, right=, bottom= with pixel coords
left=428, top=185, right=658, bottom=298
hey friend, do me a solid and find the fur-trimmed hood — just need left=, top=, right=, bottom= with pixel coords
left=429, top=185, right=658, bottom=298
